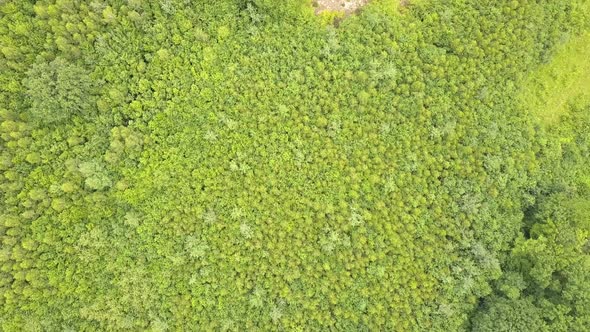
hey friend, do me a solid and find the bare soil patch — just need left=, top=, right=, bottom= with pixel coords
left=313, top=0, right=369, bottom=15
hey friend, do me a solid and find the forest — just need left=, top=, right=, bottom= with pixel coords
left=1, top=0, right=589, bottom=331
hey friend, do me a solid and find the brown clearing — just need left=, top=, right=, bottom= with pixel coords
left=313, top=0, right=411, bottom=16
left=313, top=0, right=370, bottom=15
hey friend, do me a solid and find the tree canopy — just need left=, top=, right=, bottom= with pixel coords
left=0, top=0, right=589, bottom=331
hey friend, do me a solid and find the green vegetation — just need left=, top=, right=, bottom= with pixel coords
left=23, top=57, right=95, bottom=124
left=0, top=0, right=589, bottom=331
left=472, top=99, right=590, bottom=331
left=520, top=32, right=590, bottom=125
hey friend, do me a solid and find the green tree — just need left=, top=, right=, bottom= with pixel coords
left=22, top=57, right=94, bottom=124
left=472, top=297, right=548, bottom=332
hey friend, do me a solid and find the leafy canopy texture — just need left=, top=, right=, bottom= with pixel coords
left=0, top=0, right=589, bottom=331
left=22, top=57, right=94, bottom=123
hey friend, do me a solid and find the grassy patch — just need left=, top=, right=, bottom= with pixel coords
left=520, top=32, right=590, bottom=125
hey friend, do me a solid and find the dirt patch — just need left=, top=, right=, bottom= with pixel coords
left=313, top=0, right=369, bottom=16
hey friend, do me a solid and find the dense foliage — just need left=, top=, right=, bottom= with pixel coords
left=1, top=0, right=589, bottom=330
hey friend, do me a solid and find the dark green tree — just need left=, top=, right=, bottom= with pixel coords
left=22, top=57, right=94, bottom=124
